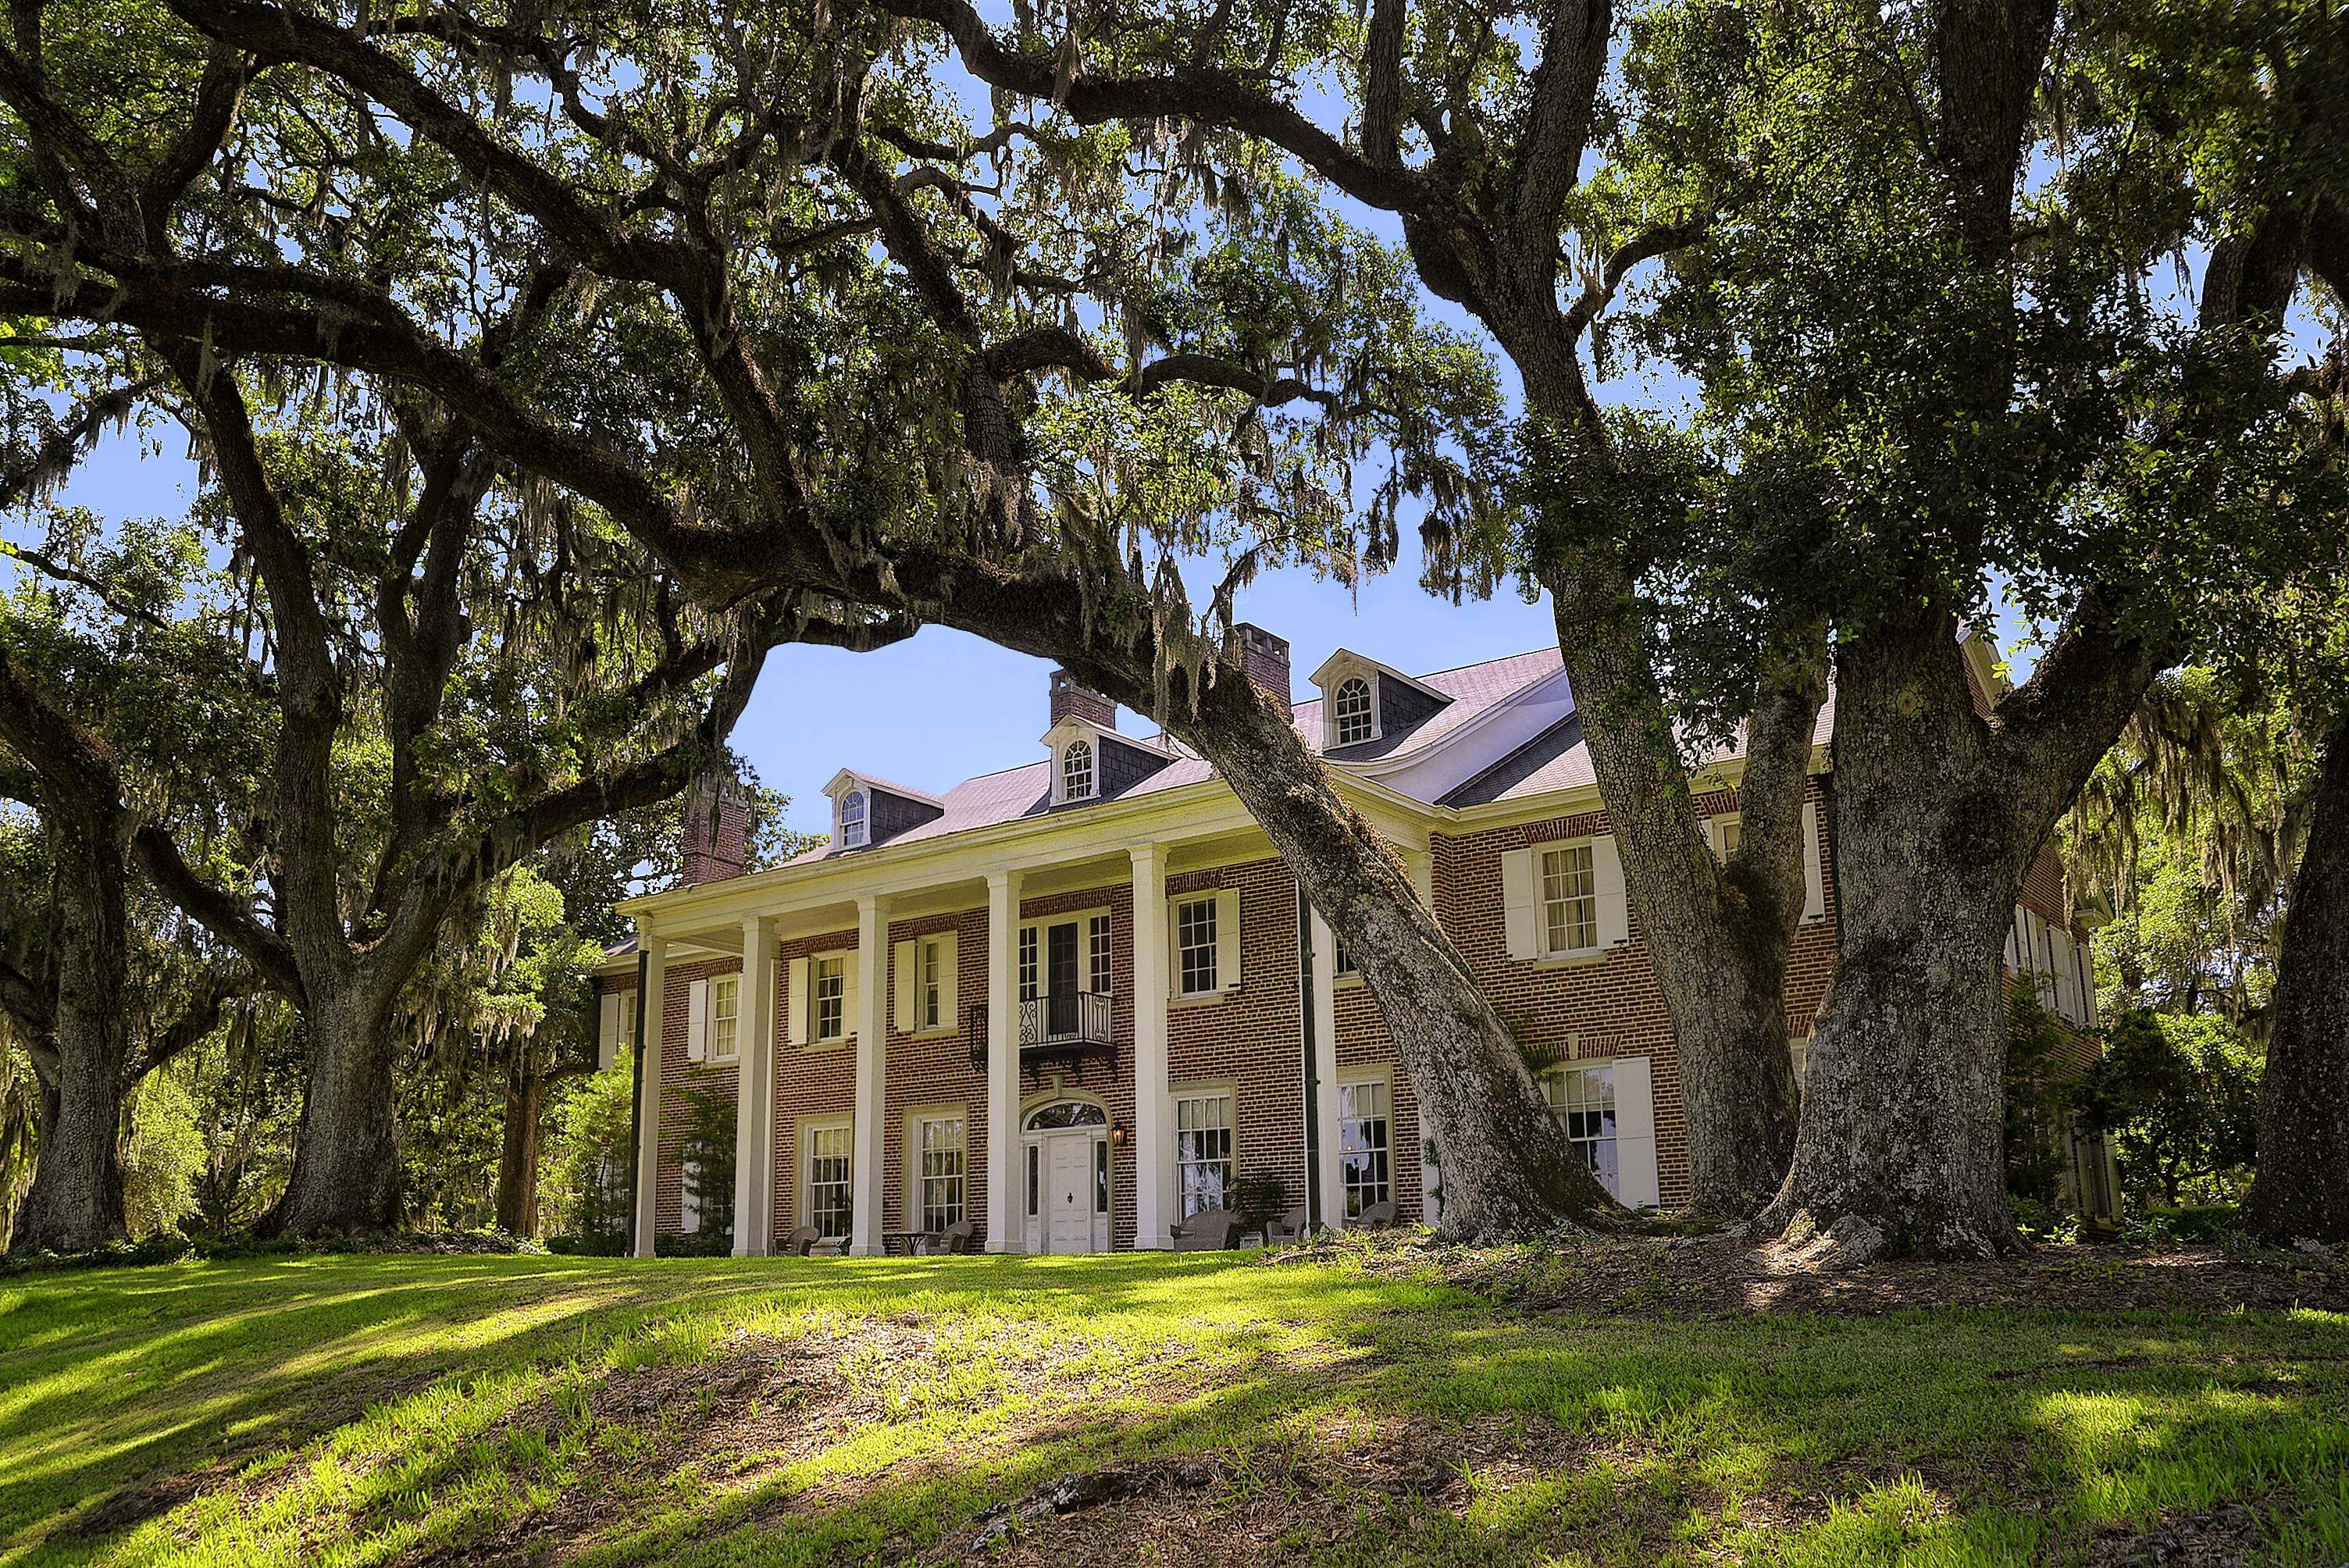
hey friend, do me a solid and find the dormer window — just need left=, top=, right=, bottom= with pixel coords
left=1333, top=677, right=1376, bottom=746
left=839, top=790, right=868, bottom=849
left=1062, top=739, right=1096, bottom=802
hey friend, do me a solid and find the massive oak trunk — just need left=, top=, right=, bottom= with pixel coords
left=259, top=982, right=402, bottom=1236
left=9, top=827, right=132, bottom=1253
left=2238, top=714, right=2349, bottom=1245
left=1546, top=571, right=1820, bottom=1217
left=494, top=1069, right=544, bottom=1236
left=1760, top=616, right=2037, bottom=1259
left=1056, top=646, right=1614, bottom=1238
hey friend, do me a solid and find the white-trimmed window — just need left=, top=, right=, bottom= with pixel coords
left=1174, top=896, right=1219, bottom=996
left=1087, top=914, right=1113, bottom=995
left=911, top=1111, right=965, bottom=1231
left=1174, top=1090, right=1234, bottom=1217
left=804, top=1121, right=852, bottom=1238
left=916, top=936, right=948, bottom=1032
left=1062, top=739, right=1095, bottom=801
left=1711, top=815, right=1742, bottom=861
left=839, top=790, right=868, bottom=849
left=1337, top=1075, right=1391, bottom=1219
left=1542, top=1063, right=1620, bottom=1196
left=1018, top=925, right=1039, bottom=1001
left=1541, top=843, right=1599, bottom=954
left=709, top=975, right=740, bottom=1060
left=1333, top=939, right=1357, bottom=978
left=810, top=954, right=847, bottom=1042
left=1333, top=676, right=1375, bottom=746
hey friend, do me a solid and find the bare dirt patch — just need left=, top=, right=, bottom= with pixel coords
left=2089, top=1498, right=2295, bottom=1566
left=1328, top=1233, right=2349, bottom=1320
left=927, top=1413, right=1645, bottom=1566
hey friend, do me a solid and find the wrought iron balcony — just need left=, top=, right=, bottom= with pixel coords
left=968, top=991, right=1116, bottom=1076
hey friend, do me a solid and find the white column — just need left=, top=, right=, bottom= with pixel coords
left=732, top=916, right=775, bottom=1256
left=850, top=893, right=889, bottom=1256
left=1129, top=845, right=1172, bottom=1249
left=986, top=868, right=1025, bottom=1253
left=1309, top=908, right=1343, bottom=1233
left=630, top=931, right=667, bottom=1260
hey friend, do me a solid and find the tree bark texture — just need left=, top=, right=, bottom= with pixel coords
left=7, top=827, right=131, bottom=1253
left=2239, top=715, right=2349, bottom=1245
left=258, top=982, right=403, bottom=1236
left=1759, top=615, right=2030, bottom=1258
left=495, top=1071, right=544, bottom=1237
left=1546, top=576, right=1820, bottom=1217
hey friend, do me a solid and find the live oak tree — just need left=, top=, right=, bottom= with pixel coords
left=0, top=0, right=1611, bottom=1233
left=868, top=0, right=1830, bottom=1217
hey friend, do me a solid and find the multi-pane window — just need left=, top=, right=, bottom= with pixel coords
left=811, top=954, right=846, bottom=1042
left=1540, top=843, right=1599, bottom=954
left=839, top=790, right=867, bottom=848
left=1542, top=1064, right=1620, bottom=1198
left=1017, top=926, right=1039, bottom=1002
left=914, top=1114, right=964, bottom=1231
left=1338, top=1078, right=1391, bottom=1218
left=1088, top=914, right=1113, bottom=994
left=1175, top=1092, right=1234, bottom=1217
left=1713, top=818, right=1742, bottom=861
left=805, top=1123, right=852, bottom=1237
left=1333, top=677, right=1375, bottom=746
left=917, top=936, right=946, bottom=1032
left=1175, top=896, right=1219, bottom=995
left=1063, top=740, right=1095, bottom=801
left=710, top=975, right=740, bottom=1060
left=1333, top=939, right=1357, bottom=977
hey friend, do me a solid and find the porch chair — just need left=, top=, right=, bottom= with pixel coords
left=1170, top=1210, right=1245, bottom=1251
left=921, top=1219, right=978, bottom=1255
left=1353, top=1200, right=1399, bottom=1229
left=1264, top=1204, right=1310, bottom=1246
left=782, top=1226, right=822, bottom=1256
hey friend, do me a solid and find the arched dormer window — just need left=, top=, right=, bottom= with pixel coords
left=839, top=789, right=868, bottom=848
left=1062, top=739, right=1096, bottom=802
left=1333, top=676, right=1376, bottom=746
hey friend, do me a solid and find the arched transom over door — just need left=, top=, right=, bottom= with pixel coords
left=1023, top=1099, right=1111, bottom=1253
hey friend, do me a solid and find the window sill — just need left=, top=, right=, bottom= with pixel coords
left=1334, top=972, right=1366, bottom=991
left=1169, top=985, right=1239, bottom=1010
left=902, top=1024, right=960, bottom=1042
left=802, top=1034, right=854, bottom=1053
left=1530, top=947, right=1616, bottom=971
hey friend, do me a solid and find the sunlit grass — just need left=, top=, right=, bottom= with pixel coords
left=0, top=1249, right=2343, bottom=1564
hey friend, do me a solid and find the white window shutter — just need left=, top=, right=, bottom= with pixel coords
left=1500, top=848, right=1538, bottom=960
left=1699, top=818, right=1716, bottom=857
left=1216, top=888, right=1241, bottom=990
left=1592, top=834, right=1629, bottom=948
left=842, top=950, right=861, bottom=1038
left=598, top=992, right=621, bottom=1074
left=1801, top=803, right=1825, bottom=922
left=686, top=978, right=709, bottom=1063
left=893, top=939, right=917, bottom=1032
left=786, top=957, right=809, bottom=1047
left=939, top=932, right=960, bottom=1030
left=1165, top=897, right=1182, bottom=1000
left=1613, top=1055, right=1660, bottom=1209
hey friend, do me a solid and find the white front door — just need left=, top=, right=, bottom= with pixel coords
left=1043, top=1133, right=1097, bottom=1254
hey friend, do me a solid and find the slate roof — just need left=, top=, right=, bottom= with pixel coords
left=784, top=643, right=1824, bottom=866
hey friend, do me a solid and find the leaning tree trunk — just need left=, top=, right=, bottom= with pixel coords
left=9, top=836, right=132, bottom=1253
left=259, top=979, right=403, bottom=1236
left=1546, top=567, right=1820, bottom=1217
left=2238, top=713, right=2349, bottom=1245
left=494, top=1068, right=544, bottom=1237
left=1056, top=646, right=1614, bottom=1239
left=1759, top=615, right=2029, bottom=1260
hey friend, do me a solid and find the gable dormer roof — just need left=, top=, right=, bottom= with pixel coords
left=822, top=768, right=946, bottom=851
left=1308, top=649, right=1455, bottom=754
left=1040, top=715, right=1175, bottom=807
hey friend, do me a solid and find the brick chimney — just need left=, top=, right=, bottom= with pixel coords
left=1050, top=669, right=1117, bottom=731
left=1229, top=622, right=1292, bottom=721
left=680, top=770, right=749, bottom=886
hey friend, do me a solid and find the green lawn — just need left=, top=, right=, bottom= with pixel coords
left=2, top=1243, right=2344, bottom=1565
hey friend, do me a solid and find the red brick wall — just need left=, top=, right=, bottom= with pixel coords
left=1426, top=781, right=1841, bottom=1209
left=650, top=955, right=740, bottom=1238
